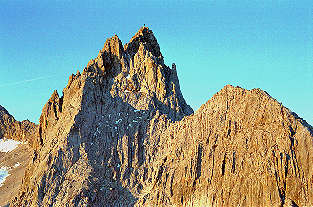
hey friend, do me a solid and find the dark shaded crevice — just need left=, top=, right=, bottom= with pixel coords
left=136, top=126, right=144, bottom=166
left=221, top=153, right=226, bottom=176
left=195, top=144, right=203, bottom=180
left=156, top=165, right=164, bottom=184
left=227, top=120, right=231, bottom=137
left=212, top=193, right=216, bottom=206
left=38, top=174, right=47, bottom=203
left=232, top=151, right=236, bottom=173
left=289, top=135, right=301, bottom=179
left=275, top=170, right=286, bottom=206
left=288, top=131, right=308, bottom=199
left=272, top=150, right=286, bottom=207
left=209, top=135, right=218, bottom=184
left=284, top=153, right=290, bottom=180
left=227, top=129, right=231, bottom=137
left=52, top=103, right=59, bottom=121
left=170, top=172, right=175, bottom=196
left=38, top=126, right=43, bottom=146
left=289, top=125, right=296, bottom=137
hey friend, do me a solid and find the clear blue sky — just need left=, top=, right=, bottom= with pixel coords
left=0, top=0, right=312, bottom=125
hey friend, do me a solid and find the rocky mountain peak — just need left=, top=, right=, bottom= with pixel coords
left=74, top=26, right=192, bottom=120
left=125, top=26, right=163, bottom=63
left=10, top=28, right=312, bottom=207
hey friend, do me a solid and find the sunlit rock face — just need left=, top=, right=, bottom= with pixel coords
left=0, top=105, right=37, bottom=145
left=10, top=27, right=313, bottom=207
left=143, top=85, right=313, bottom=207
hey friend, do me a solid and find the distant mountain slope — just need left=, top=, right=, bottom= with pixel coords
left=0, top=105, right=37, bottom=145
left=0, top=106, right=35, bottom=207
left=10, top=27, right=313, bottom=207
left=0, top=142, right=32, bottom=207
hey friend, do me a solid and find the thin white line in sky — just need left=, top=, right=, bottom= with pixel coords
left=0, top=75, right=56, bottom=88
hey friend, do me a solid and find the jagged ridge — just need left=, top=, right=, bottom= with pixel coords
left=0, top=105, right=37, bottom=145
left=10, top=27, right=313, bottom=207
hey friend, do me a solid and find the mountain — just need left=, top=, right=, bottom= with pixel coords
left=10, top=27, right=313, bottom=206
left=0, top=105, right=37, bottom=144
left=0, top=106, right=36, bottom=206
left=144, top=85, right=313, bottom=206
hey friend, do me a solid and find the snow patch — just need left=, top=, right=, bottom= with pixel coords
left=0, top=167, right=9, bottom=187
left=0, top=138, right=22, bottom=152
left=14, top=162, right=20, bottom=168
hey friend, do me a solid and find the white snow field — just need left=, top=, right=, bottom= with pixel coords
left=0, top=138, right=22, bottom=153
left=0, top=167, right=9, bottom=187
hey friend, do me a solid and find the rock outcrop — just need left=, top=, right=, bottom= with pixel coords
left=0, top=105, right=37, bottom=145
left=143, top=85, right=313, bottom=206
left=10, top=27, right=312, bottom=207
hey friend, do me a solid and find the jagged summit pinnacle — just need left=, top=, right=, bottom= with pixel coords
left=129, top=26, right=151, bottom=41
left=125, top=26, right=163, bottom=62
left=76, top=26, right=192, bottom=119
left=82, top=26, right=163, bottom=76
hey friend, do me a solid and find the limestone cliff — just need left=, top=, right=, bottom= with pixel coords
left=10, top=27, right=312, bottom=207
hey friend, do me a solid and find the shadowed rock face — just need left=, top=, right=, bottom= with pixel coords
left=10, top=27, right=312, bottom=207
left=0, top=105, right=37, bottom=144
